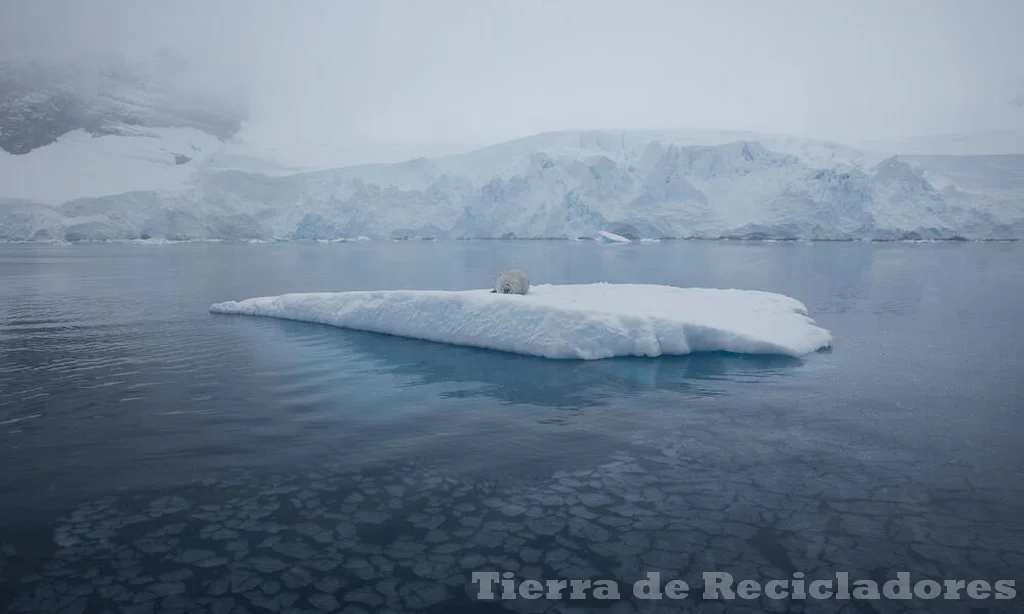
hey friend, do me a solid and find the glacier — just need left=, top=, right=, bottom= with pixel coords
left=2, top=129, right=1023, bottom=242
left=209, top=283, right=834, bottom=360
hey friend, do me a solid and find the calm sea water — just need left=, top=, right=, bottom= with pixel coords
left=0, top=240, right=1021, bottom=614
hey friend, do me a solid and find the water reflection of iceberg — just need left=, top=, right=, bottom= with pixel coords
left=257, top=319, right=805, bottom=408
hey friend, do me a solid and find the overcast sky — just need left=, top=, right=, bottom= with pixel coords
left=2, top=0, right=1022, bottom=147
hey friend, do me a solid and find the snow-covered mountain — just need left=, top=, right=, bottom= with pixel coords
left=2, top=128, right=1022, bottom=242
left=0, top=53, right=245, bottom=155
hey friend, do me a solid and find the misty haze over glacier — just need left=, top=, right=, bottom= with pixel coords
left=1, top=0, right=1023, bottom=241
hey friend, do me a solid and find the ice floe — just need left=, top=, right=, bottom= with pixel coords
left=210, top=283, right=833, bottom=359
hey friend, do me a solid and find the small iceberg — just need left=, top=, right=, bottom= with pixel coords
left=596, top=230, right=632, bottom=244
left=210, top=283, right=832, bottom=360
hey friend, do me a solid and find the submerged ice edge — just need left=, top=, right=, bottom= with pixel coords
left=209, top=284, right=833, bottom=360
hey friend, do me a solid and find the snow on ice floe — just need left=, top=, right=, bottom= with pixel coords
left=209, top=283, right=832, bottom=359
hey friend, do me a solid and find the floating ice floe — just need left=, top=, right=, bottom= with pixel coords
left=210, top=283, right=833, bottom=360
left=596, top=230, right=632, bottom=244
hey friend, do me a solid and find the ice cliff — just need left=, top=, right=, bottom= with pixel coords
left=2, top=130, right=1022, bottom=242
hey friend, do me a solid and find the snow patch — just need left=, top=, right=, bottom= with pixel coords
left=0, top=127, right=220, bottom=204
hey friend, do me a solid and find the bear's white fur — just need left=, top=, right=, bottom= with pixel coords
left=493, top=270, right=530, bottom=295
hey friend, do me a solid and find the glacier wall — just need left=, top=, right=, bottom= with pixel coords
left=2, top=131, right=1023, bottom=242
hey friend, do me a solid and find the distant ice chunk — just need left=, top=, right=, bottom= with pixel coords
left=210, top=283, right=832, bottom=360
left=596, top=230, right=631, bottom=243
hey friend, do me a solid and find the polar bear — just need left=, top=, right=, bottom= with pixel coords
left=492, top=270, right=530, bottom=295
